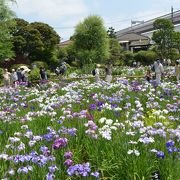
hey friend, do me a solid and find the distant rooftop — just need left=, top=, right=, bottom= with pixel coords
left=59, top=40, right=73, bottom=47
left=116, top=9, right=180, bottom=37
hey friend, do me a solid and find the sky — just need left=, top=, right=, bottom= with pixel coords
left=11, top=0, right=180, bottom=41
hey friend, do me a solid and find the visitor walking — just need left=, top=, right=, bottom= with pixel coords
left=175, top=60, right=180, bottom=82
left=3, top=69, right=11, bottom=87
left=60, top=62, right=67, bottom=76
left=11, top=69, right=18, bottom=86
left=95, top=64, right=100, bottom=83
left=16, top=68, right=22, bottom=82
left=155, top=60, right=164, bottom=84
left=40, top=67, right=46, bottom=80
left=105, top=63, right=112, bottom=83
left=22, top=68, right=31, bottom=82
left=55, top=67, right=60, bottom=76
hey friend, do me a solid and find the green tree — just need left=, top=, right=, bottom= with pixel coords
left=56, top=46, right=68, bottom=63
left=107, top=27, right=116, bottom=38
left=30, top=22, right=60, bottom=50
left=11, top=18, right=60, bottom=65
left=152, top=19, right=174, bottom=59
left=74, top=15, right=109, bottom=66
left=172, top=31, right=180, bottom=53
left=66, top=43, right=77, bottom=65
left=0, top=0, right=15, bottom=61
left=109, top=38, right=122, bottom=64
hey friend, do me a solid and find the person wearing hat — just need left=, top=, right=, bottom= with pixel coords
left=154, top=59, right=164, bottom=84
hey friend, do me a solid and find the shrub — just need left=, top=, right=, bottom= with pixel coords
left=71, top=61, right=79, bottom=67
left=134, top=51, right=157, bottom=65
left=0, top=68, right=3, bottom=85
left=0, top=68, right=3, bottom=79
left=122, top=51, right=134, bottom=66
left=28, top=67, right=40, bottom=82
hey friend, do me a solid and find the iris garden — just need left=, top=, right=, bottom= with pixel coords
left=0, top=76, right=179, bottom=179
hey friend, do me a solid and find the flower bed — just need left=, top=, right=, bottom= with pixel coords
left=0, top=78, right=179, bottom=179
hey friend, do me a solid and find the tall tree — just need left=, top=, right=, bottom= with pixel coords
left=109, top=38, right=122, bottom=64
left=172, top=31, right=180, bottom=53
left=74, top=15, right=109, bottom=66
left=0, top=0, right=15, bottom=61
left=30, top=22, right=60, bottom=50
left=11, top=18, right=60, bottom=64
left=152, top=19, right=174, bottom=59
left=11, top=18, right=29, bottom=55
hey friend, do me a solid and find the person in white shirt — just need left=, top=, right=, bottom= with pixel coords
left=95, top=64, right=100, bottom=83
left=167, top=59, right=171, bottom=66
left=11, top=69, right=18, bottom=86
left=154, top=60, right=164, bottom=84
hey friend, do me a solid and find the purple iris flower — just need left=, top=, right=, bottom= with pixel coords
left=111, top=104, right=118, bottom=108
left=89, top=104, right=96, bottom=110
left=64, top=151, right=73, bottom=159
left=17, top=166, right=28, bottom=174
left=64, top=159, right=73, bottom=167
left=52, top=138, right=68, bottom=149
left=97, top=101, right=104, bottom=106
left=67, top=162, right=91, bottom=177
left=43, top=133, right=53, bottom=141
left=46, top=172, right=55, bottom=180
left=167, top=148, right=173, bottom=154
left=156, top=151, right=165, bottom=158
left=166, top=140, right=175, bottom=148
left=67, top=128, right=77, bottom=136
left=48, top=165, right=58, bottom=173
left=91, top=171, right=100, bottom=178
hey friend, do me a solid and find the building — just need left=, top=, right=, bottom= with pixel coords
left=117, top=32, right=150, bottom=52
left=116, top=9, right=180, bottom=52
left=59, top=40, right=73, bottom=48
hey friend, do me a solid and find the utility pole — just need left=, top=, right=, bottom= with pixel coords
left=171, top=6, right=174, bottom=23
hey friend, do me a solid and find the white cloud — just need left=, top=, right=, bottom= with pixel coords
left=10, top=0, right=89, bottom=40
left=12, top=0, right=88, bottom=22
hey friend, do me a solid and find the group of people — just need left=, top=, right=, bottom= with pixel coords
left=146, top=59, right=180, bottom=84
left=2, top=68, right=30, bottom=87
left=94, top=58, right=179, bottom=85
left=2, top=59, right=179, bottom=87
left=94, top=63, right=113, bottom=83
left=55, top=62, right=67, bottom=77
left=2, top=66, right=49, bottom=88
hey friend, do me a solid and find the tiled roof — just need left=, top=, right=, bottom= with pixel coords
left=118, top=32, right=149, bottom=42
